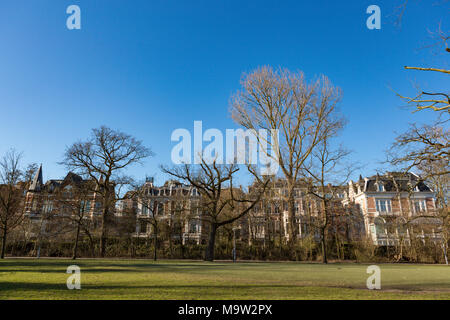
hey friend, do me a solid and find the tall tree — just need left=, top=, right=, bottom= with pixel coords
left=162, top=159, right=269, bottom=261
left=61, top=126, right=152, bottom=257
left=389, top=1, right=449, bottom=263
left=230, top=66, right=344, bottom=246
left=389, top=1, right=449, bottom=177
left=0, top=150, right=30, bottom=259
left=302, top=139, right=353, bottom=264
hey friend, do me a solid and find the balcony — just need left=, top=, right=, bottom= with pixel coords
left=374, top=210, right=400, bottom=217
left=373, top=233, right=404, bottom=246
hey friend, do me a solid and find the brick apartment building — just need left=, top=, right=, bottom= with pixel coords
left=24, top=165, right=104, bottom=237
left=121, top=178, right=207, bottom=245
left=245, top=178, right=364, bottom=245
left=344, top=172, right=440, bottom=245
left=23, top=166, right=440, bottom=248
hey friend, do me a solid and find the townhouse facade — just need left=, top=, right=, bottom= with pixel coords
left=24, top=165, right=104, bottom=237
left=344, top=172, right=439, bottom=246
left=22, top=165, right=441, bottom=249
left=121, top=177, right=208, bottom=245
left=246, top=178, right=363, bottom=245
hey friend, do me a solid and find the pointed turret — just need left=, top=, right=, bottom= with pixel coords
left=29, top=164, right=43, bottom=191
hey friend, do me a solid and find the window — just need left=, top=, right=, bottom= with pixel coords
left=414, top=200, right=426, bottom=213
left=142, top=205, right=148, bottom=215
left=189, top=221, right=197, bottom=233
left=42, top=200, right=53, bottom=214
left=376, top=199, right=392, bottom=212
left=140, top=221, right=148, bottom=233
left=374, top=218, right=386, bottom=235
left=32, top=200, right=38, bottom=211
left=157, top=203, right=164, bottom=215
left=80, top=200, right=91, bottom=214
left=376, top=183, right=384, bottom=192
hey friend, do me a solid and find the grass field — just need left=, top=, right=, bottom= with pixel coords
left=0, top=259, right=449, bottom=300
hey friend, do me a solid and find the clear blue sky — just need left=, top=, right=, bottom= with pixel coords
left=0, top=0, right=447, bottom=185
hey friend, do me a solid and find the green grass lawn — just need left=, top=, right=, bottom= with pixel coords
left=0, top=259, right=449, bottom=300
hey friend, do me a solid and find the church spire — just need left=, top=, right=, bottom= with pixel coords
left=29, top=164, right=43, bottom=191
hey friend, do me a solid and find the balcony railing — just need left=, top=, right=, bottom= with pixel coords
left=375, top=210, right=400, bottom=216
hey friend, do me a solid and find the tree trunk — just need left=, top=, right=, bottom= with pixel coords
left=321, top=227, right=328, bottom=264
left=181, top=241, right=185, bottom=259
left=287, top=190, right=297, bottom=243
left=86, top=232, right=95, bottom=257
left=153, top=225, right=158, bottom=261
left=72, top=222, right=81, bottom=260
left=1, top=224, right=7, bottom=259
left=205, top=223, right=217, bottom=261
left=100, top=203, right=109, bottom=257
left=443, top=241, right=448, bottom=265
left=168, top=226, right=173, bottom=258
left=287, top=186, right=299, bottom=260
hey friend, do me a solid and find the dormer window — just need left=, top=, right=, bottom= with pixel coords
left=376, top=183, right=384, bottom=192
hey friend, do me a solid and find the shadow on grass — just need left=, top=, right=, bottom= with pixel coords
left=0, top=261, right=269, bottom=274
left=0, top=281, right=346, bottom=292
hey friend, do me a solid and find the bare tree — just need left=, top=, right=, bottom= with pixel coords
left=0, top=150, right=23, bottom=258
left=55, top=179, right=96, bottom=259
left=131, top=184, right=161, bottom=261
left=389, top=1, right=449, bottom=263
left=394, top=1, right=449, bottom=113
left=230, top=66, right=344, bottom=246
left=167, top=190, right=192, bottom=257
left=418, top=160, right=449, bottom=264
left=162, top=159, right=269, bottom=261
left=61, top=126, right=152, bottom=257
left=32, top=188, right=70, bottom=258
left=0, top=150, right=33, bottom=259
left=302, top=138, right=353, bottom=263
left=388, top=123, right=449, bottom=177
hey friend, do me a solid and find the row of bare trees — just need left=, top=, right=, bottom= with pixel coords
left=1, top=65, right=349, bottom=261
left=1, top=28, right=447, bottom=261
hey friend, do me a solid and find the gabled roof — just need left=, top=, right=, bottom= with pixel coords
left=29, top=164, right=43, bottom=191
left=62, top=172, right=83, bottom=185
left=28, top=167, right=95, bottom=193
